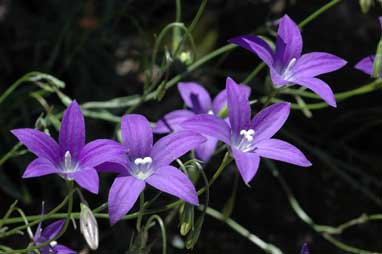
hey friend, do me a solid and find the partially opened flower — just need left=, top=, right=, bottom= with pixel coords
left=229, top=14, right=347, bottom=107
left=154, top=82, right=229, bottom=162
left=106, top=114, right=206, bottom=224
left=34, top=220, right=75, bottom=254
left=182, top=77, right=311, bottom=184
left=12, top=101, right=126, bottom=194
left=355, top=17, right=382, bottom=76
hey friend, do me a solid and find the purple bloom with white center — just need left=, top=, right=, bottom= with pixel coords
left=355, top=17, right=382, bottom=76
left=34, top=220, right=75, bottom=254
left=105, top=114, right=206, bottom=224
left=11, top=101, right=126, bottom=194
left=229, top=14, right=347, bottom=107
left=154, top=82, right=235, bottom=161
left=181, top=77, right=311, bottom=184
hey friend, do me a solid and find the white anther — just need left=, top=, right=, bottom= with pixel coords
left=64, top=151, right=72, bottom=169
left=50, top=241, right=58, bottom=247
left=240, top=129, right=255, bottom=142
left=207, top=110, right=214, bottom=115
left=134, top=157, right=152, bottom=165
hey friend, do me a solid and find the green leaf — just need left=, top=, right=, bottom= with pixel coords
left=185, top=215, right=204, bottom=249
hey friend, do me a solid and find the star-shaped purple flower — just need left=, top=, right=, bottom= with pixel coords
left=34, top=220, right=75, bottom=254
left=355, top=17, right=382, bottom=76
left=153, top=82, right=233, bottom=161
left=182, top=77, right=311, bottom=184
left=229, top=14, right=347, bottom=107
left=11, top=101, right=126, bottom=194
left=105, top=114, right=205, bottom=224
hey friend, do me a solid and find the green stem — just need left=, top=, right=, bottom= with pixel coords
left=298, top=0, right=342, bottom=29
left=136, top=192, right=145, bottom=232
left=143, top=215, right=167, bottom=254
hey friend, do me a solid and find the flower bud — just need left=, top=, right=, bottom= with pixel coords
left=80, top=203, right=98, bottom=250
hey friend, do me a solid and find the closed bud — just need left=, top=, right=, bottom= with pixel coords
left=80, top=203, right=99, bottom=250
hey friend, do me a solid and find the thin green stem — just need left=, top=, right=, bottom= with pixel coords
left=136, top=192, right=145, bottom=232
left=143, top=215, right=167, bottom=254
left=298, top=0, right=342, bottom=29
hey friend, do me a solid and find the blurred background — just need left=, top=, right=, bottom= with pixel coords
left=1, top=0, right=382, bottom=253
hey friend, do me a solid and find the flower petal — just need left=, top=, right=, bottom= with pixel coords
left=178, top=82, right=212, bottom=113
left=275, top=15, right=303, bottom=67
left=251, top=102, right=290, bottom=142
left=227, top=77, right=251, bottom=134
left=194, top=136, right=218, bottom=162
left=42, top=220, right=64, bottom=239
left=290, top=77, right=336, bottom=107
left=23, top=158, right=60, bottom=178
left=256, top=139, right=311, bottom=167
left=212, top=89, right=227, bottom=115
left=95, top=162, right=127, bottom=174
left=121, top=114, right=153, bottom=157
left=290, top=52, right=347, bottom=78
left=108, top=176, right=145, bottom=224
left=153, top=110, right=195, bottom=134
left=228, top=35, right=274, bottom=66
left=72, top=167, right=99, bottom=194
left=231, top=148, right=260, bottom=184
left=146, top=165, right=198, bottom=205
left=181, top=115, right=231, bottom=145
left=355, top=55, right=374, bottom=76
left=59, top=101, right=85, bottom=159
left=78, top=139, right=127, bottom=168
left=53, top=244, right=76, bottom=254
left=151, top=131, right=206, bottom=167
left=11, top=128, right=60, bottom=164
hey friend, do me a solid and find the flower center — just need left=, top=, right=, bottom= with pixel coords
left=50, top=241, right=58, bottom=247
left=207, top=110, right=214, bottom=115
left=62, top=151, right=78, bottom=173
left=130, top=156, right=154, bottom=180
left=282, top=57, right=297, bottom=80
left=235, top=129, right=256, bottom=152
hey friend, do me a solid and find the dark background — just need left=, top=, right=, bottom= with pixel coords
left=1, top=0, right=382, bottom=253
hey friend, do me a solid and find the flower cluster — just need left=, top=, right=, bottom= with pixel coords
left=12, top=14, right=356, bottom=252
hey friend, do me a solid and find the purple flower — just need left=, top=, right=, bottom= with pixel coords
left=106, top=114, right=206, bottom=224
left=34, top=220, right=75, bottom=254
left=229, top=14, right=347, bottom=107
left=154, top=82, right=235, bottom=162
left=300, top=243, right=309, bottom=254
left=355, top=17, right=382, bottom=76
left=11, top=101, right=126, bottom=194
left=181, top=77, right=311, bottom=184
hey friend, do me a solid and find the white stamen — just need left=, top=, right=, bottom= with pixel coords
left=283, top=58, right=297, bottom=79
left=134, top=157, right=152, bottom=165
left=64, top=151, right=72, bottom=169
left=50, top=241, right=58, bottom=247
left=207, top=110, right=214, bottom=115
left=240, top=129, right=255, bottom=142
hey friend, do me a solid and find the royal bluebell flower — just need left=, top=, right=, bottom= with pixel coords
left=182, top=77, right=311, bottom=183
left=104, top=114, right=205, bottom=224
left=11, top=101, right=126, bottom=194
left=154, top=82, right=234, bottom=162
left=300, top=243, right=309, bottom=254
left=355, top=17, right=382, bottom=76
left=34, top=220, right=75, bottom=254
left=229, top=14, right=347, bottom=107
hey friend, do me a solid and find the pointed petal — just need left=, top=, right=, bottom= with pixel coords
left=146, top=165, right=198, bottom=205
left=72, top=168, right=99, bottom=194
left=151, top=131, right=206, bottom=167
left=11, top=128, right=60, bottom=164
left=251, top=102, right=290, bottom=142
left=42, top=220, right=64, bottom=239
left=121, top=114, right=153, bottom=157
left=54, top=244, right=76, bottom=254
left=78, top=139, right=127, bottom=168
left=228, top=35, right=274, bottom=66
left=59, top=101, right=85, bottom=159
left=23, top=158, right=60, bottom=178
left=291, top=77, right=336, bottom=107
left=227, top=77, right=251, bottom=134
left=212, top=89, right=227, bottom=115
left=153, top=110, right=195, bottom=134
left=181, top=115, right=231, bottom=144
left=231, top=148, right=260, bottom=184
left=355, top=55, right=374, bottom=76
left=290, top=52, right=347, bottom=78
left=108, top=176, right=145, bottom=224
left=178, top=82, right=212, bottom=113
left=95, top=162, right=127, bottom=174
left=194, top=137, right=218, bottom=162
left=275, top=15, right=303, bottom=67
left=256, top=139, right=311, bottom=167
